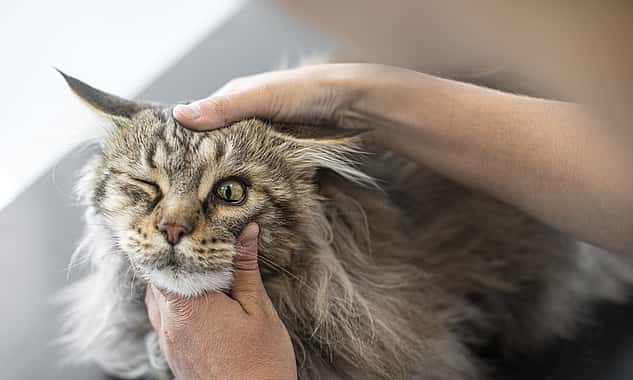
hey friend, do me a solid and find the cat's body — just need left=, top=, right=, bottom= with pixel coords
left=59, top=72, right=633, bottom=380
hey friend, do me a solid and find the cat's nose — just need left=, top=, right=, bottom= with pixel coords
left=157, top=223, right=190, bottom=245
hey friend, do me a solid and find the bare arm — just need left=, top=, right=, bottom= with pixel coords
left=355, top=67, right=632, bottom=255
left=174, top=64, right=633, bottom=254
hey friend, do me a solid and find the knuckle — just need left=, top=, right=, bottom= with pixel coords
left=255, top=83, right=282, bottom=119
left=201, top=96, right=231, bottom=123
left=171, top=299, right=196, bottom=320
left=234, top=258, right=259, bottom=272
left=224, top=78, right=242, bottom=89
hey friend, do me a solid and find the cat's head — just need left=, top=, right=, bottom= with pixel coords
left=61, top=71, right=370, bottom=296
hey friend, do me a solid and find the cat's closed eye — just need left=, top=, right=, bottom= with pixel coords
left=128, top=177, right=162, bottom=198
left=212, top=178, right=248, bottom=205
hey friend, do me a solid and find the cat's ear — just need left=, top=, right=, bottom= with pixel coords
left=271, top=122, right=376, bottom=186
left=56, top=69, right=151, bottom=119
left=270, top=123, right=370, bottom=144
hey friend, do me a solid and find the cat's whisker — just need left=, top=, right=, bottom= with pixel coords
left=257, top=254, right=361, bottom=309
left=65, top=260, right=88, bottom=275
left=256, top=255, right=320, bottom=295
left=129, top=267, right=138, bottom=298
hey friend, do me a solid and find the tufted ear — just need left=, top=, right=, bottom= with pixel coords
left=270, top=123, right=370, bottom=144
left=269, top=122, right=376, bottom=187
left=56, top=69, right=152, bottom=119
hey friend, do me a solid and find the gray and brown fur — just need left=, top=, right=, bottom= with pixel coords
left=58, top=72, right=633, bottom=380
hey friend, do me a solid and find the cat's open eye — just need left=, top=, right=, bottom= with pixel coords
left=213, top=178, right=247, bottom=205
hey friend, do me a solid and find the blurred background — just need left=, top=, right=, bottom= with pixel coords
left=1, top=1, right=632, bottom=379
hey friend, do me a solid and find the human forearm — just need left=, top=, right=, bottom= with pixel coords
left=352, top=69, right=632, bottom=254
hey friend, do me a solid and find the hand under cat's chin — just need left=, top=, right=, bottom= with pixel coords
left=145, top=266, right=233, bottom=297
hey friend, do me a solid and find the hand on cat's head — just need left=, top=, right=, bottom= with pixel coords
left=173, top=65, right=344, bottom=130
left=172, top=63, right=389, bottom=133
left=145, top=222, right=297, bottom=380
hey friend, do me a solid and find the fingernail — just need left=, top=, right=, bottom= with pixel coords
left=239, top=223, right=260, bottom=248
left=173, top=103, right=201, bottom=120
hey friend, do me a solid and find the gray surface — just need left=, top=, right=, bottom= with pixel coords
left=2, top=2, right=633, bottom=380
left=139, top=2, right=334, bottom=104
left=1, top=148, right=102, bottom=380
left=0, top=3, right=332, bottom=380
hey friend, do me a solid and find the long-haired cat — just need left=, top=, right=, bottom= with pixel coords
left=58, top=71, right=633, bottom=380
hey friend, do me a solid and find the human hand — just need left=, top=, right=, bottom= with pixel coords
left=172, top=63, right=424, bottom=140
left=144, top=223, right=297, bottom=380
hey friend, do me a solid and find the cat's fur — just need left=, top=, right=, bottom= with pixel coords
left=58, top=71, right=633, bottom=380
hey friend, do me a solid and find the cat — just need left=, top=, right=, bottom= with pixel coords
left=58, top=70, right=633, bottom=380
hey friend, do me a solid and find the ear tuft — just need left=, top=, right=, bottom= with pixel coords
left=56, top=68, right=149, bottom=118
left=271, top=123, right=370, bottom=144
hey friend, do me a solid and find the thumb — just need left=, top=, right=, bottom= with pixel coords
left=231, top=223, right=269, bottom=313
left=173, top=87, right=276, bottom=131
left=147, top=284, right=203, bottom=329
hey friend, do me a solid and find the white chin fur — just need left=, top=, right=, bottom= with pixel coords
left=148, top=268, right=233, bottom=297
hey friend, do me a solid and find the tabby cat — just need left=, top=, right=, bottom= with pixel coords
left=58, top=71, right=633, bottom=380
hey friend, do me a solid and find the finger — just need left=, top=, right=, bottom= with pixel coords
left=145, top=286, right=162, bottom=331
left=151, top=283, right=236, bottom=329
left=231, top=223, right=269, bottom=313
left=173, top=85, right=278, bottom=131
left=150, top=284, right=203, bottom=325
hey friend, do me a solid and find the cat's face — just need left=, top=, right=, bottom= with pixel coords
left=62, top=72, right=367, bottom=296
left=93, top=112, right=323, bottom=295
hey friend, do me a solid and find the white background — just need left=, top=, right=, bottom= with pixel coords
left=0, top=0, right=246, bottom=210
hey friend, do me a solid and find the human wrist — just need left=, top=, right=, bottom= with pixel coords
left=331, top=64, right=438, bottom=148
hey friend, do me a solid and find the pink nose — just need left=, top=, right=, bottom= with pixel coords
left=157, top=223, right=189, bottom=245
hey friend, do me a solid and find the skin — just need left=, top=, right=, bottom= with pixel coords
left=145, top=223, right=297, bottom=380
left=149, top=63, right=632, bottom=378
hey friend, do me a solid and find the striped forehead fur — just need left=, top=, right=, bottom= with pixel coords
left=100, top=112, right=371, bottom=187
